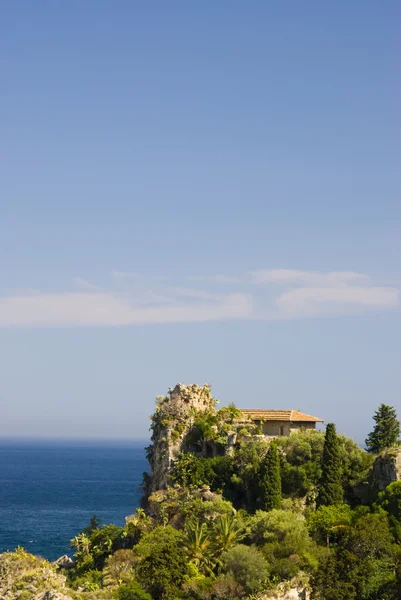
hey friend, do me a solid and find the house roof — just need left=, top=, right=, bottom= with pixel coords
left=239, top=409, right=323, bottom=423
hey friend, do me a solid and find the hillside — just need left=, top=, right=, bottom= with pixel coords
left=2, top=384, right=401, bottom=600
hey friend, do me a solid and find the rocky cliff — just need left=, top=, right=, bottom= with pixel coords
left=143, top=382, right=262, bottom=497
left=354, top=447, right=401, bottom=502
left=145, top=383, right=217, bottom=493
left=370, top=447, right=401, bottom=491
left=0, top=548, right=74, bottom=600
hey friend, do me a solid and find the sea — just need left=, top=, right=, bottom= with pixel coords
left=0, top=440, right=148, bottom=561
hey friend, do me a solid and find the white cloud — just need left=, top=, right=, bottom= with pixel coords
left=0, top=292, right=252, bottom=327
left=276, top=286, right=400, bottom=317
left=0, top=268, right=399, bottom=327
left=111, top=271, right=142, bottom=280
left=72, top=277, right=97, bottom=290
left=250, top=269, right=369, bottom=287
left=111, top=271, right=167, bottom=282
left=188, top=274, right=242, bottom=284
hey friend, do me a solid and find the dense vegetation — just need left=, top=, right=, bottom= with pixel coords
left=2, top=399, right=401, bottom=600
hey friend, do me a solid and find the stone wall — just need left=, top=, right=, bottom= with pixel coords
left=256, top=420, right=316, bottom=438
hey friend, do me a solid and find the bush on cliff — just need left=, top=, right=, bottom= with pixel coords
left=134, top=526, right=189, bottom=600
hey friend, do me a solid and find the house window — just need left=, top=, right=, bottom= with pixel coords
left=279, top=425, right=284, bottom=436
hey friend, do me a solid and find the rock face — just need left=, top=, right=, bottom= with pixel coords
left=33, top=593, right=74, bottom=600
left=52, top=555, right=74, bottom=570
left=354, top=447, right=401, bottom=502
left=370, top=448, right=401, bottom=491
left=259, top=578, right=310, bottom=599
left=0, top=549, right=71, bottom=600
left=146, top=383, right=216, bottom=493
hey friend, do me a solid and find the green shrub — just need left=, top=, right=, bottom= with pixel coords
left=135, top=526, right=189, bottom=600
left=308, top=504, right=352, bottom=545
left=115, top=579, right=152, bottom=600
left=70, top=569, right=103, bottom=591
left=376, top=481, right=401, bottom=521
left=220, top=544, right=270, bottom=594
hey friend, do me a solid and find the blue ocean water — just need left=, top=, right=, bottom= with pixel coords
left=0, top=440, right=148, bottom=561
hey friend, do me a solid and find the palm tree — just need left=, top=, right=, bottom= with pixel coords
left=184, top=520, right=213, bottom=573
left=213, top=514, right=245, bottom=554
left=71, top=533, right=91, bottom=557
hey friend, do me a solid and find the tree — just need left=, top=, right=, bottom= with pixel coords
left=310, top=551, right=356, bottom=600
left=183, top=520, right=213, bottom=573
left=134, top=526, right=189, bottom=600
left=115, top=580, right=152, bottom=600
left=213, top=514, right=245, bottom=554
left=377, top=481, right=401, bottom=521
left=247, top=509, right=320, bottom=579
left=365, top=404, right=400, bottom=454
left=220, top=545, right=270, bottom=595
left=230, top=438, right=267, bottom=510
left=260, top=441, right=282, bottom=510
left=311, top=512, right=397, bottom=600
left=308, top=504, right=352, bottom=546
left=317, top=423, right=343, bottom=507
left=103, top=549, right=137, bottom=586
left=81, top=514, right=101, bottom=534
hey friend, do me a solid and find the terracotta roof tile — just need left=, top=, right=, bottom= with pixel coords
left=239, top=409, right=323, bottom=423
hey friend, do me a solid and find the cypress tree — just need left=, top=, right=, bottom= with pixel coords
left=317, top=423, right=343, bottom=507
left=365, top=404, right=400, bottom=454
left=260, top=441, right=282, bottom=511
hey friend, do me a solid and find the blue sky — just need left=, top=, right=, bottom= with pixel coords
left=1, top=2, right=400, bottom=442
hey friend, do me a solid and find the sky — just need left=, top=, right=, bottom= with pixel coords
left=1, top=2, right=400, bottom=443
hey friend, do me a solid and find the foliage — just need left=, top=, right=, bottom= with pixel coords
left=8, top=401, right=401, bottom=600
left=365, top=404, right=401, bottom=454
left=81, top=514, right=102, bottom=534
left=377, top=481, right=401, bottom=521
left=183, top=574, right=246, bottom=600
left=171, top=441, right=269, bottom=510
left=213, top=514, right=246, bottom=555
left=259, top=441, right=282, bottom=510
left=277, top=431, right=324, bottom=498
left=311, top=512, right=399, bottom=600
left=247, top=509, right=307, bottom=545
left=115, top=579, right=152, bottom=600
left=308, top=503, right=352, bottom=545
left=134, top=526, right=189, bottom=600
left=317, top=423, right=343, bottom=507
left=220, top=544, right=270, bottom=594
left=247, top=509, right=321, bottom=578
left=148, top=485, right=234, bottom=530
left=184, top=402, right=243, bottom=449
left=0, top=549, right=71, bottom=599
left=217, top=403, right=243, bottom=422
left=229, top=438, right=267, bottom=509
left=74, top=525, right=125, bottom=576
left=337, top=435, right=374, bottom=503
left=189, top=412, right=219, bottom=444
left=71, top=569, right=103, bottom=591
left=183, top=520, right=213, bottom=574
left=103, top=550, right=138, bottom=586
left=277, top=430, right=372, bottom=503
left=171, top=453, right=234, bottom=491
left=124, top=508, right=153, bottom=546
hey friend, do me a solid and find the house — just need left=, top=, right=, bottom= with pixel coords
left=239, top=409, right=323, bottom=438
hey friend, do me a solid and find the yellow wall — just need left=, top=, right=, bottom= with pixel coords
left=259, top=420, right=316, bottom=436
